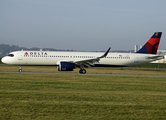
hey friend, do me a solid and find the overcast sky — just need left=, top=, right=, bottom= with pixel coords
left=1, top=0, right=166, bottom=51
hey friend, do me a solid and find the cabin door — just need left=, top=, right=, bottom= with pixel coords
left=134, top=55, right=139, bottom=63
left=18, top=53, right=23, bottom=60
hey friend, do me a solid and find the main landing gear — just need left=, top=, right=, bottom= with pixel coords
left=19, top=66, right=22, bottom=73
left=79, top=69, right=86, bottom=74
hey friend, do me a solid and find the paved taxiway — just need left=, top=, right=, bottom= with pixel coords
left=0, top=71, right=166, bottom=77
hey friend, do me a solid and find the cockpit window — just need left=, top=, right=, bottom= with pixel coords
left=8, top=54, right=14, bottom=57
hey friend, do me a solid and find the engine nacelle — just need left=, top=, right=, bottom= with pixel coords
left=58, top=61, right=75, bottom=71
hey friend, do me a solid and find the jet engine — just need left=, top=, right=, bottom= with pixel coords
left=58, top=61, right=75, bottom=71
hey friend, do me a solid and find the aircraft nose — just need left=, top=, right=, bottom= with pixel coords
left=1, top=57, right=9, bottom=64
left=1, top=57, right=6, bottom=64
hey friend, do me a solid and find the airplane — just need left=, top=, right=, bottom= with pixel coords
left=1, top=32, right=163, bottom=74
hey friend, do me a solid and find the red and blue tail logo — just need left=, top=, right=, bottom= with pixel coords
left=136, top=32, right=162, bottom=54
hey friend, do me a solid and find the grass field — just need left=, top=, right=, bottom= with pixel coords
left=0, top=65, right=166, bottom=119
left=0, top=69, right=166, bottom=119
left=1, top=64, right=166, bottom=76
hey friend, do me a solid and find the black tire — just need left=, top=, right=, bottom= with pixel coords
left=79, top=69, right=86, bottom=74
left=19, top=69, right=22, bottom=73
left=82, top=69, right=86, bottom=74
left=79, top=69, right=82, bottom=74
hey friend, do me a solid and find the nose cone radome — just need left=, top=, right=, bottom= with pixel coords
left=1, top=57, right=5, bottom=64
left=1, top=57, right=10, bottom=64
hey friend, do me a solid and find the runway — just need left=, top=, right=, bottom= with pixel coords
left=1, top=71, right=166, bottom=77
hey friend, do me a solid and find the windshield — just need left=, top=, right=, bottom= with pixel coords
left=8, top=54, right=14, bottom=57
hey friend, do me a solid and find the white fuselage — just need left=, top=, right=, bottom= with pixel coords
left=1, top=51, right=159, bottom=67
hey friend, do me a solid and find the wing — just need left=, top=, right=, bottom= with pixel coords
left=73, top=47, right=111, bottom=68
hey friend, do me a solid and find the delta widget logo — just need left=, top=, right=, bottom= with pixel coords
left=25, top=52, right=28, bottom=55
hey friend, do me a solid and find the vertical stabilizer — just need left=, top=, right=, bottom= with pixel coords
left=136, top=32, right=162, bottom=54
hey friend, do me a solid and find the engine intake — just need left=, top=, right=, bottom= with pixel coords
left=58, top=61, right=75, bottom=71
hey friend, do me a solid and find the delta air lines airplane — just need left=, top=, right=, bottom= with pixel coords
left=1, top=32, right=163, bottom=74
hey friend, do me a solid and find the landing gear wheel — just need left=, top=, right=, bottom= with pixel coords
left=19, top=69, right=22, bottom=73
left=82, top=69, right=86, bottom=74
left=19, top=66, right=22, bottom=73
left=79, top=69, right=86, bottom=74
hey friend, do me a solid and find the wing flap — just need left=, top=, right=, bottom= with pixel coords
left=73, top=47, right=111, bottom=68
left=74, top=58, right=98, bottom=67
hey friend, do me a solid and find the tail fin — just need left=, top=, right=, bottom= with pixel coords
left=136, top=32, right=162, bottom=54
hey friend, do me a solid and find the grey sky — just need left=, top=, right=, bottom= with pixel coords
left=0, top=0, right=166, bottom=51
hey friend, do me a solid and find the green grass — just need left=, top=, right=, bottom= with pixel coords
left=134, top=63, right=166, bottom=68
left=1, top=65, right=166, bottom=76
left=0, top=73, right=166, bottom=120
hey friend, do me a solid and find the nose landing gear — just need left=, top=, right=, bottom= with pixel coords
left=19, top=66, right=22, bottom=73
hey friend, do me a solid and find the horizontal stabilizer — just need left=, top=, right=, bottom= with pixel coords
left=146, top=55, right=164, bottom=60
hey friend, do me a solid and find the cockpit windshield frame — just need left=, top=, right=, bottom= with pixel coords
left=8, top=54, right=14, bottom=57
